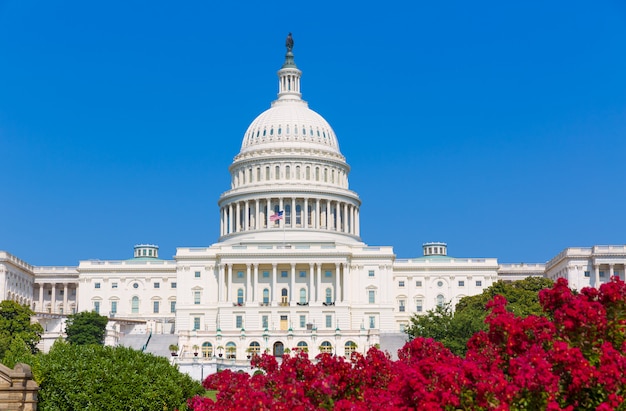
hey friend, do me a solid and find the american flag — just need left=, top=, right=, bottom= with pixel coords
left=270, top=211, right=284, bottom=222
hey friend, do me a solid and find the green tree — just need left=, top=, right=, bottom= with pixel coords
left=406, top=277, right=554, bottom=356
left=30, top=341, right=204, bottom=411
left=65, top=311, right=108, bottom=345
left=0, top=300, right=43, bottom=361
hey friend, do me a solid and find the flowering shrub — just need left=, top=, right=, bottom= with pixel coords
left=188, top=277, right=626, bottom=410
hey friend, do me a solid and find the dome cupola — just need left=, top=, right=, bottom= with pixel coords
left=217, top=34, right=362, bottom=245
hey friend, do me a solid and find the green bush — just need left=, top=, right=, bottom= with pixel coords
left=31, top=341, right=204, bottom=410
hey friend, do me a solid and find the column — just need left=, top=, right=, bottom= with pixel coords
left=291, top=198, right=296, bottom=228
left=337, top=202, right=342, bottom=232
left=594, top=265, right=600, bottom=287
left=309, top=263, right=315, bottom=303
left=38, top=284, right=44, bottom=312
left=355, top=208, right=360, bottom=236
left=253, top=264, right=259, bottom=303
left=51, top=284, right=56, bottom=313
left=316, top=264, right=322, bottom=303
left=343, top=203, right=348, bottom=233
left=246, top=264, right=252, bottom=303
left=279, top=198, right=284, bottom=217
left=290, top=263, right=296, bottom=303
left=304, top=198, right=309, bottom=228
left=609, top=264, right=615, bottom=280
left=272, top=264, right=278, bottom=304
left=255, top=199, right=260, bottom=230
left=218, top=264, right=224, bottom=302
left=63, top=284, right=68, bottom=313
left=244, top=200, right=250, bottom=231
left=236, top=202, right=241, bottom=232
left=325, top=201, right=330, bottom=229
left=228, top=205, right=233, bottom=234
left=315, top=199, right=320, bottom=229
left=227, top=265, right=233, bottom=302
left=220, top=208, right=223, bottom=235
left=335, top=263, right=341, bottom=303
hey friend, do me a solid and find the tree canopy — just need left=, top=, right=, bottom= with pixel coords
left=30, top=341, right=204, bottom=411
left=406, top=276, right=554, bottom=355
left=0, top=300, right=43, bottom=362
left=65, top=310, right=108, bottom=345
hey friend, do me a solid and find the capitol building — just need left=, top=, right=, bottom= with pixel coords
left=1, top=37, right=625, bottom=371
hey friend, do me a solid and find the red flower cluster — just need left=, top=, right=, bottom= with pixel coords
left=188, top=277, right=626, bottom=410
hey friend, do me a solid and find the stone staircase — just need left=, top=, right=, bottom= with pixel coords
left=144, top=334, right=179, bottom=358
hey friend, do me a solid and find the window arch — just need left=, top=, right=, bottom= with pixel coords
left=248, top=341, right=261, bottom=356
left=262, top=288, right=269, bottom=305
left=296, top=341, right=308, bottom=352
left=202, top=342, right=213, bottom=358
left=320, top=341, right=333, bottom=353
left=225, top=341, right=237, bottom=360
left=299, top=288, right=307, bottom=304
left=436, top=294, right=445, bottom=308
left=345, top=341, right=357, bottom=357
left=237, top=288, right=244, bottom=305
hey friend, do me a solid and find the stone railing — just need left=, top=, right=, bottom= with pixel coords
left=0, top=363, right=38, bottom=410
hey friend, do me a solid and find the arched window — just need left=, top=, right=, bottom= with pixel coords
left=299, top=288, right=307, bottom=304
left=262, top=288, right=269, bottom=305
left=306, top=166, right=310, bottom=180
left=225, top=342, right=237, bottom=360
left=285, top=204, right=291, bottom=225
left=320, top=341, right=333, bottom=353
left=436, top=294, right=445, bottom=308
left=248, top=341, right=261, bottom=356
left=296, top=166, right=300, bottom=179
left=281, top=288, right=288, bottom=305
left=237, top=288, right=244, bottom=305
left=202, top=342, right=213, bottom=358
left=344, top=341, right=357, bottom=357
left=296, top=341, right=308, bottom=352
left=275, top=165, right=280, bottom=179
left=295, top=204, right=302, bottom=225
left=285, top=165, right=290, bottom=180
left=131, top=296, right=139, bottom=314
left=325, top=288, right=332, bottom=304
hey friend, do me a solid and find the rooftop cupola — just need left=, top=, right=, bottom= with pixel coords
left=277, top=32, right=302, bottom=101
left=134, top=244, right=159, bottom=259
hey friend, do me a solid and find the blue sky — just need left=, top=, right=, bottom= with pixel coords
left=1, top=1, right=625, bottom=266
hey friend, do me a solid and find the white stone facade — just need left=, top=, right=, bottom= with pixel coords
left=1, top=40, right=625, bottom=363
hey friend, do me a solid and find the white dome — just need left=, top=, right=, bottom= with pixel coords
left=240, top=98, right=340, bottom=155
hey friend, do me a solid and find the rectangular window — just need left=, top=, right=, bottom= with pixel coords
left=194, top=271, right=201, bottom=278
left=94, top=282, right=101, bottom=289
left=170, top=301, right=176, bottom=313
left=369, top=316, right=375, bottom=329
left=153, top=301, right=159, bottom=313
left=94, top=301, right=100, bottom=314
left=399, top=300, right=406, bottom=312
left=416, top=280, right=422, bottom=287
left=368, top=270, right=375, bottom=277
left=416, top=299, right=423, bottom=312
left=237, top=271, right=244, bottom=278
left=476, top=280, right=482, bottom=287
left=111, top=282, right=118, bottom=289
left=236, top=315, right=243, bottom=328
left=299, top=271, right=306, bottom=278
left=458, top=280, right=465, bottom=287
left=171, top=282, right=177, bottom=289
left=262, top=315, right=269, bottom=329
left=299, top=315, right=306, bottom=328
left=154, top=282, right=160, bottom=289
left=262, top=271, right=269, bottom=278
left=600, top=271, right=606, bottom=278
left=398, top=281, right=405, bottom=287
left=368, top=290, right=375, bottom=304
left=325, top=315, right=332, bottom=328
left=111, top=301, right=117, bottom=314
left=193, top=317, right=200, bottom=331
left=325, top=270, right=332, bottom=278
left=280, top=271, right=288, bottom=278
left=584, top=271, right=590, bottom=277
left=194, top=291, right=201, bottom=305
